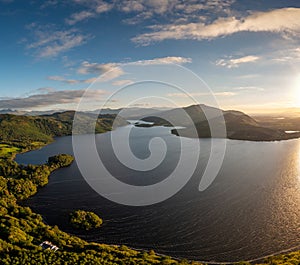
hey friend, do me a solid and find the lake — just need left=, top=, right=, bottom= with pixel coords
left=16, top=125, right=300, bottom=262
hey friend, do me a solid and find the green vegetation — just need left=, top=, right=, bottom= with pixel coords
left=48, top=154, right=74, bottom=168
left=0, top=111, right=128, bottom=160
left=70, top=210, right=103, bottom=230
left=0, top=143, right=22, bottom=159
left=256, top=251, right=300, bottom=265
left=0, top=141, right=46, bottom=160
left=0, top=145, right=197, bottom=264
left=0, top=111, right=127, bottom=146
left=0, top=112, right=299, bottom=264
left=140, top=117, right=172, bottom=127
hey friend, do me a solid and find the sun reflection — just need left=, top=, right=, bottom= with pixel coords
left=294, top=75, right=300, bottom=107
left=297, top=141, right=300, bottom=184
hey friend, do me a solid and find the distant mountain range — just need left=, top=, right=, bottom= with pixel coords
left=2, top=106, right=300, bottom=118
left=0, top=107, right=170, bottom=118
left=1, top=105, right=300, bottom=142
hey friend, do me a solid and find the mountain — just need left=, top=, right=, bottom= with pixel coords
left=141, top=104, right=300, bottom=141
left=89, top=107, right=171, bottom=119
left=0, top=107, right=171, bottom=118
left=0, top=109, right=69, bottom=116
left=2, top=105, right=299, bottom=143
left=0, top=111, right=127, bottom=143
left=0, top=109, right=27, bottom=115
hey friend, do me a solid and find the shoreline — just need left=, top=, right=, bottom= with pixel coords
left=83, top=239, right=300, bottom=264
left=66, top=232, right=300, bottom=264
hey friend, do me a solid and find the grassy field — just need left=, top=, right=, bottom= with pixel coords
left=0, top=141, right=47, bottom=159
left=0, top=143, right=22, bottom=159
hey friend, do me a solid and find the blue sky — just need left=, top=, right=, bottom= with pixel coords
left=1, top=0, right=300, bottom=113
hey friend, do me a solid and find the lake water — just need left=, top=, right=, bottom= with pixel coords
left=16, top=125, right=300, bottom=262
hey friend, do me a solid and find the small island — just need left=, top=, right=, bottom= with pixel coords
left=48, top=154, right=74, bottom=168
left=69, top=210, right=103, bottom=231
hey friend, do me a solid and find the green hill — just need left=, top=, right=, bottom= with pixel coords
left=0, top=111, right=128, bottom=159
left=141, top=104, right=300, bottom=141
left=0, top=111, right=127, bottom=143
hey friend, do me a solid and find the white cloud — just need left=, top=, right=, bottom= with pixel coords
left=76, top=56, right=191, bottom=81
left=47, top=75, right=98, bottom=84
left=233, top=86, right=265, bottom=91
left=48, top=56, right=191, bottom=86
left=34, top=87, right=56, bottom=93
left=119, top=0, right=144, bottom=12
left=128, top=56, right=192, bottom=65
left=96, top=1, right=113, bottom=13
left=48, top=76, right=78, bottom=84
left=216, top=55, right=260, bottom=68
left=68, top=0, right=235, bottom=25
left=97, top=67, right=125, bottom=82
left=77, top=62, right=125, bottom=82
left=132, top=7, right=300, bottom=45
left=26, top=27, right=91, bottom=58
left=271, top=48, right=300, bottom=63
left=65, top=1, right=113, bottom=25
left=65, top=11, right=96, bottom=25
left=167, top=91, right=236, bottom=98
left=236, top=74, right=261, bottom=79
left=77, top=61, right=118, bottom=75
left=112, top=79, right=133, bottom=86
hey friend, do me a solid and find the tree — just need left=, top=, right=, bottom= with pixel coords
left=48, top=154, right=74, bottom=168
left=69, top=210, right=103, bottom=231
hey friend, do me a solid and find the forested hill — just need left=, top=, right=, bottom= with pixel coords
left=0, top=111, right=127, bottom=143
left=141, top=104, right=300, bottom=141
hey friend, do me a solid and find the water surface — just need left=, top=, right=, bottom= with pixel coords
left=16, top=125, right=300, bottom=262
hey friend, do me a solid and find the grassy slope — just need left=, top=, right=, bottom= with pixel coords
left=0, top=111, right=128, bottom=160
left=0, top=111, right=127, bottom=142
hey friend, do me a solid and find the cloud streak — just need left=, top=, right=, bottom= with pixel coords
left=48, top=56, right=191, bottom=85
left=26, top=27, right=91, bottom=58
left=132, top=8, right=300, bottom=45
left=0, top=89, right=107, bottom=109
left=112, top=79, right=133, bottom=86
left=76, top=56, right=192, bottom=81
left=65, top=1, right=113, bottom=25
left=67, top=0, right=235, bottom=25
left=216, top=55, right=260, bottom=68
left=47, top=76, right=98, bottom=84
left=65, top=11, right=96, bottom=25
left=167, top=91, right=236, bottom=98
left=78, top=56, right=191, bottom=73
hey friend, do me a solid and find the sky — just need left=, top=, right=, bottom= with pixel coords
left=1, top=0, right=300, bottom=113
